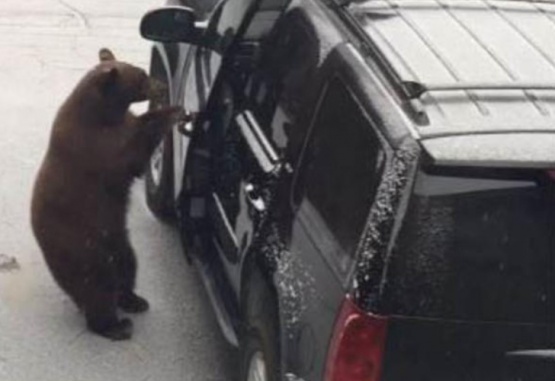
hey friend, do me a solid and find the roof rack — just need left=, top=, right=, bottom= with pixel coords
left=332, top=0, right=428, bottom=123
left=403, top=81, right=555, bottom=99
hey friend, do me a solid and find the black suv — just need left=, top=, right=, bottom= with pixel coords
left=140, top=1, right=555, bottom=380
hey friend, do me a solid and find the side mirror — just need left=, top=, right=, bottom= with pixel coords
left=140, top=6, right=204, bottom=44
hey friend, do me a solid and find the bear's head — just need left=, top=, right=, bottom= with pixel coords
left=98, top=48, right=165, bottom=104
left=77, top=48, right=166, bottom=121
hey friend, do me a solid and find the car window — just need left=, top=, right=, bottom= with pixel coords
left=196, top=0, right=255, bottom=78
left=194, top=0, right=290, bottom=104
left=245, top=8, right=320, bottom=157
left=294, top=76, right=386, bottom=273
left=209, top=0, right=287, bottom=52
left=384, top=167, right=555, bottom=324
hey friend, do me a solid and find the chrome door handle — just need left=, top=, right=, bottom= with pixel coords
left=177, top=111, right=198, bottom=137
left=244, top=183, right=265, bottom=212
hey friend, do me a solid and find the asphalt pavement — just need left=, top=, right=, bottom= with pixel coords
left=0, top=1, right=236, bottom=380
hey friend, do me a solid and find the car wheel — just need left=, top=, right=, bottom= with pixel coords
left=240, top=270, right=280, bottom=381
left=144, top=64, right=175, bottom=221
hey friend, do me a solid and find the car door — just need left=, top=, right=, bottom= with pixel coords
left=169, top=0, right=219, bottom=197
left=176, top=0, right=291, bottom=198
left=190, top=0, right=292, bottom=292
left=208, top=91, right=281, bottom=265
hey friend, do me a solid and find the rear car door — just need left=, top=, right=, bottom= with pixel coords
left=288, top=71, right=389, bottom=381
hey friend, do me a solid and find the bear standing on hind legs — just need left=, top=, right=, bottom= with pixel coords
left=31, top=48, right=183, bottom=340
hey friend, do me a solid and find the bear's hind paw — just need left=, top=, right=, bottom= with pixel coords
left=88, top=317, right=133, bottom=341
left=118, top=292, right=150, bottom=314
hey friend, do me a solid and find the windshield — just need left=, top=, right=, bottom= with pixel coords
left=382, top=166, right=555, bottom=324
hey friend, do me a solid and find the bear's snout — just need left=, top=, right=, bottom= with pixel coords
left=142, top=78, right=168, bottom=103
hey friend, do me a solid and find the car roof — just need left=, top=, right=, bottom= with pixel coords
left=348, top=0, right=555, bottom=167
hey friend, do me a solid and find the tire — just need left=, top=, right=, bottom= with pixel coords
left=240, top=270, right=281, bottom=381
left=144, top=58, right=175, bottom=221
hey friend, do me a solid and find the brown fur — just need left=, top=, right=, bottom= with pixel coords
left=31, top=48, right=181, bottom=340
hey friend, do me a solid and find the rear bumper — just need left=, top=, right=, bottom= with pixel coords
left=381, top=316, right=555, bottom=381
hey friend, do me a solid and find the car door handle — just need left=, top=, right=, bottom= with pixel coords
left=244, top=183, right=265, bottom=212
left=177, top=111, right=198, bottom=137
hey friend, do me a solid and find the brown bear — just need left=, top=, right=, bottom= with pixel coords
left=31, top=48, right=182, bottom=340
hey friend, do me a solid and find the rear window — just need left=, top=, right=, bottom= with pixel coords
left=382, top=166, right=555, bottom=324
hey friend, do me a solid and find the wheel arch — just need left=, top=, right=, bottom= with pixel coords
left=144, top=42, right=179, bottom=221
left=239, top=225, right=294, bottom=380
left=239, top=224, right=281, bottom=310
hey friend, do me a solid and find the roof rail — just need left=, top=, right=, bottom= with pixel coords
left=403, top=81, right=555, bottom=99
left=332, top=0, right=429, bottom=123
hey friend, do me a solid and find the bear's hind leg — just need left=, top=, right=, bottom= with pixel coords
left=82, top=262, right=133, bottom=340
left=115, top=237, right=149, bottom=314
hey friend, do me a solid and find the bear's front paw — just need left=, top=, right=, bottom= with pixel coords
left=140, top=105, right=184, bottom=123
left=118, top=291, right=150, bottom=314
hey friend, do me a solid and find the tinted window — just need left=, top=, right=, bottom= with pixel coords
left=210, top=0, right=289, bottom=51
left=296, top=77, right=385, bottom=272
left=246, top=9, right=320, bottom=158
left=384, top=167, right=555, bottom=323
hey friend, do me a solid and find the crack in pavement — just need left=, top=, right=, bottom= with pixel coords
left=114, top=341, right=149, bottom=365
left=55, top=0, right=90, bottom=30
left=66, top=328, right=87, bottom=348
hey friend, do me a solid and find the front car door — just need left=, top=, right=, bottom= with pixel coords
left=180, top=0, right=292, bottom=294
left=177, top=0, right=290, bottom=198
left=207, top=0, right=293, bottom=291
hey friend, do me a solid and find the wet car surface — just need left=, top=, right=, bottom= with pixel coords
left=141, top=1, right=555, bottom=380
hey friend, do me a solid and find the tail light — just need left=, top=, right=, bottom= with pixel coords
left=325, top=296, right=389, bottom=381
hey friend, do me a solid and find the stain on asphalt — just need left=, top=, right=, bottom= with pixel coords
left=0, top=254, right=19, bottom=272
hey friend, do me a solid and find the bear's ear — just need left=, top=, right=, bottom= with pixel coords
left=99, top=48, right=116, bottom=62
